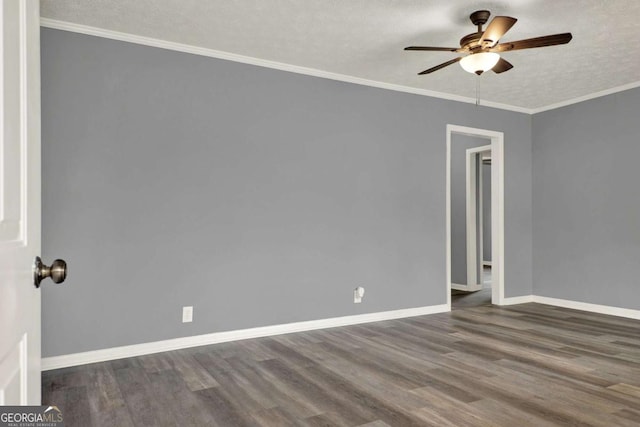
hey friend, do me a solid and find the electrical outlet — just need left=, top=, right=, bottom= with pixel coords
left=354, top=287, right=365, bottom=303
left=182, top=306, right=193, bottom=323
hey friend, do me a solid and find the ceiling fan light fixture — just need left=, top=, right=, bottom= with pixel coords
left=460, top=52, right=500, bottom=75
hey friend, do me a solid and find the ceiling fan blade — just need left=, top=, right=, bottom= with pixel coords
left=404, top=46, right=460, bottom=52
left=492, top=58, right=513, bottom=73
left=491, top=33, right=573, bottom=52
left=418, top=57, right=462, bottom=75
left=479, top=16, right=517, bottom=47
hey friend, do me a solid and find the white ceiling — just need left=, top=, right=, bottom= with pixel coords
left=40, top=0, right=640, bottom=111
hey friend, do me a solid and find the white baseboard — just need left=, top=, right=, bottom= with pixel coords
left=531, top=296, right=640, bottom=320
left=451, top=283, right=484, bottom=292
left=497, top=295, right=640, bottom=319
left=41, top=304, right=449, bottom=371
left=499, top=295, right=534, bottom=305
left=42, top=296, right=640, bottom=371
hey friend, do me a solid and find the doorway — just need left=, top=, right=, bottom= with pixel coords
left=453, top=145, right=492, bottom=308
left=446, top=125, right=504, bottom=309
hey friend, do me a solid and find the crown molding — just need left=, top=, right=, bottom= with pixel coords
left=530, top=81, right=640, bottom=114
left=39, top=18, right=640, bottom=116
left=39, top=18, right=532, bottom=114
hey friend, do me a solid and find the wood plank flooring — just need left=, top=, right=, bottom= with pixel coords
left=42, top=303, right=640, bottom=426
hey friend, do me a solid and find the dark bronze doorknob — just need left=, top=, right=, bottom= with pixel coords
left=34, top=256, right=67, bottom=288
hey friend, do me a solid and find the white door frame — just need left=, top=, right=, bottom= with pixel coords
left=465, top=145, right=491, bottom=290
left=446, top=124, right=505, bottom=308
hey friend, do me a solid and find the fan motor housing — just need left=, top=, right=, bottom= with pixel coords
left=460, top=32, right=483, bottom=50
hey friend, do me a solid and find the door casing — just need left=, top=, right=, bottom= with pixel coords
left=446, top=124, right=504, bottom=308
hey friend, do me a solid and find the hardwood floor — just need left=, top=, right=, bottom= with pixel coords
left=42, top=303, right=640, bottom=426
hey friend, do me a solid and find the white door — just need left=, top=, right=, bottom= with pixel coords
left=0, top=0, right=42, bottom=405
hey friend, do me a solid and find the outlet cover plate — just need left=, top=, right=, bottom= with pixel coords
left=354, top=291, right=362, bottom=304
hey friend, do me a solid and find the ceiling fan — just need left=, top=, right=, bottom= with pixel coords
left=405, top=10, right=572, bottom=75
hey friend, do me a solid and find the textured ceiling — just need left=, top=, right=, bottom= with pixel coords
left=40, top=0, right=640, bottom=111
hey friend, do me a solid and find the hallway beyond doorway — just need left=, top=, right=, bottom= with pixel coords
left=452, top=266, right=492, bottom=309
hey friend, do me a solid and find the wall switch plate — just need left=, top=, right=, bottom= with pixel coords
left=182, top=306, right=193, bottom=323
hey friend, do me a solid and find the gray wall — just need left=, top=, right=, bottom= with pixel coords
left=532, top=87, right=640, bottom=309
left=41, top=29, right=533, bottom=357
left=450, top=135, right=489, bottom=285
left=483, top=162, right=491, bottom=262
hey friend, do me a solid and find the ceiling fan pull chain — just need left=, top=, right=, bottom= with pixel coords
left=476, top=74, right=480, bottom=106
